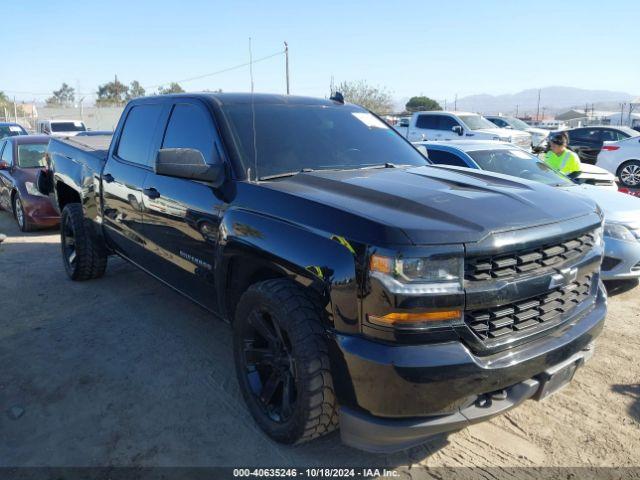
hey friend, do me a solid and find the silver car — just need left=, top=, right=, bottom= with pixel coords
left=419, top=140, right=640, bottom=281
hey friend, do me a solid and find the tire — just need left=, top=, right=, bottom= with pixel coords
left=233, top=279, right=338, bottom=445
left=618, top=160, right=640, bottom=188
left=13, top=194, right=33, bottom=232
left=60, top=203, right=108, bottom=280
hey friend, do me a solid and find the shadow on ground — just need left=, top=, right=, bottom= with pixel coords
left=611, top=384, right=640, bottom=423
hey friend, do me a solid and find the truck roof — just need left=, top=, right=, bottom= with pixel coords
left=135, top=92, right=339, bottom=107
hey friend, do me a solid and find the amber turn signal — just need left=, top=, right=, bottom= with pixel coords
left=369, top=309, right=461, bottom=326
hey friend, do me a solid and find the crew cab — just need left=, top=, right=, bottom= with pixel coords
left=39, top=93, right=606, bottom=453
left=398, top=111, right=531, bottom=150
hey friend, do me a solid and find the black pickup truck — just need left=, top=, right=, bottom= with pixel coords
left=39, top=93, right=607, bottom=453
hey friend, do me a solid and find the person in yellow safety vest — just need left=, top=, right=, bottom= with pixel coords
left=544, top=131, right=582, bottom=177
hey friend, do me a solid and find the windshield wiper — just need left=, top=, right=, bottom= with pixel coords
left=258, top=168, right=316, bottom=181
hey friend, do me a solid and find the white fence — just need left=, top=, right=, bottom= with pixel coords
left=1, top=106, right=124, bottom=132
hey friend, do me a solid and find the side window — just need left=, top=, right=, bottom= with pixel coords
left=437, top=116, right=460, bottom=131
left=427, top=149, right=469, bottom=167
left=568, top=129, right=585, bottom=142
left=599, top=130, right=621, bottom=142
left=161, top=103, right=216, bottom=162
left=116, top=104, right=164, bottom=166
left=415, top=114, right=438, bottom=129
left=1, top=141, right=13, bottom=165
left=492, top=118, right=507, bottom=128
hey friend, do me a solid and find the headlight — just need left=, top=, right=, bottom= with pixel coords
left=603, top=223, right=636, bottom=243
left=369, top=254, right=462, bottom=294
left=25, top=181, right=45, bottom=197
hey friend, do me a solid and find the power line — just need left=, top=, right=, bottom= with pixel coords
left=2, top=49, right=286, bottom=98
left=143, top=49, right=285, bottom=90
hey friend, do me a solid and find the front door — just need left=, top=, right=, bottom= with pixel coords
left=140, top=100, right=226, bottom=312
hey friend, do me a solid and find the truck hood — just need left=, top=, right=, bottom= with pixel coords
left=560, top=184, right=640, bottom=224
left=261, top=165, right=599, bottom=245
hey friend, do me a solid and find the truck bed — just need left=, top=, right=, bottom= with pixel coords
left=59, top=134, right=112, bottom=162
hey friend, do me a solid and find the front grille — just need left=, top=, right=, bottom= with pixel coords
left=465, top=273, right=593, bottom=341
left=465, top=230, right=596, bottom=282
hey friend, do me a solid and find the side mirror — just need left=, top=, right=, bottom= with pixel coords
left=155, top=148, right=225, bottom=187
left=0, top=161, right=9, bottom=170
left=452, top=126, right=464, bottom=136
left=399, top=119, right=409, bottom=128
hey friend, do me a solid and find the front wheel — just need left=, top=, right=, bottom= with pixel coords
left=60, top=203, right=108, bottom=280
left=13, top=195, right=33, bottom=232
left=233, top=279, right=338, bottom=445
left=618, top=160, right=640, bottom=188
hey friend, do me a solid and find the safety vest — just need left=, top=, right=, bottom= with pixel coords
left=544, top=149, right=581, bottom=175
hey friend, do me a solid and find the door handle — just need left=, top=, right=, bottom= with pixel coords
left=143, top=187, right=160, bottom=199
left=103, top=173, right=114, bottom=183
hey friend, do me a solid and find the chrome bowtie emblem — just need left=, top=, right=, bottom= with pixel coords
left=549, top=267, right=578, bottom=289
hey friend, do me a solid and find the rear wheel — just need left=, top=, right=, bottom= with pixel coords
left=618, top=160, right=640, bottom=187
left=13, top=194, right=33, bottom=232
left=233, top=279, right=338, bottom=445
left=60, top=203, right=107, bottom=280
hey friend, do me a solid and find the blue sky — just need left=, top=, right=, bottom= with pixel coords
left=2, top=0, right=638, bottom=104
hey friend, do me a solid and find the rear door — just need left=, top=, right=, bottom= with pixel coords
left=102, top=102, right=167, bottom=256
left=568, top=128, right=600, bottom=164
left=140, top=99, right=227, bottom=311
left=410, top=114, right=439, bottom=141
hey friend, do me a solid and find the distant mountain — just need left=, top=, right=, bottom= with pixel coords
left=451, top=86, right=635, bottom=116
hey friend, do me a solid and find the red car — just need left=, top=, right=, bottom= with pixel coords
left=0, top=135, right=59, bottom=231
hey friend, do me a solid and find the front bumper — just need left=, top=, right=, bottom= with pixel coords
left=334, top=282, right=607, bottom=453
left=601, top=236, right=640, bottom=280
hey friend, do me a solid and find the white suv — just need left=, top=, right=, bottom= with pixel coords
left=597, top=134, right=640, bottom=187
left=400, top=111, right=531, bottom=150
left=37, top=119, right=87, bottom=137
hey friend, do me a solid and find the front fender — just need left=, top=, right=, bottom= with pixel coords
left=217, top=208, right=363, bottom=334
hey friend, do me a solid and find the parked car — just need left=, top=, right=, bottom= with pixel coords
left=398, top=111, right=531, bottom=150
left=596, top=134, right=640, bottom=188
left=485, top=115, right=549, bottom=152
left=0, top=135, right=59, bottom=231
left=555, top=126, right=640, bottom=165
left=0, top=122, right=28, bottom=139
left=39, top=93, right=606, bottom=453
left=36, top=119, right=87, bottom=137
left=420, top=140, right=640, bottom=281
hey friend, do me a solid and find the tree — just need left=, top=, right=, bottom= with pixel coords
left=0, top=91, right=8, bottom=105
left=158, top=82, right=185, bottom=95
left=127, top=80, right=146, bottom=99
left=405, top=96, right=442, bottom=112
left=96, top=79, right=129, bottom=106
left=332, top=80, right=393, bottom=114
left=46, top=83, right=75, bottom=107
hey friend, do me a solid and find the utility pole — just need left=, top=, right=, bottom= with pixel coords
left=284, top=41, right=290, bottom=95
left=13, top=96, right=18, bottom=122
left=115, top=74, right=119, bottom=105
left=619, top=103, right=625, bottom=126
left=454, top=93, right=458, bottom=111
left=536, top=89, right=541, bottom=122
left=515, top=104, right=519, bottom=117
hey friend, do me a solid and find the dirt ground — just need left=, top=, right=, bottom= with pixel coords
left=1, top=210, right=639, bottom=477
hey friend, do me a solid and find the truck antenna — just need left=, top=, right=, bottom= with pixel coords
left=249, top=37, right=259, bottom=183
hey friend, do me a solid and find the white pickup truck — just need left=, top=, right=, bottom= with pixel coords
left=396, top=111, right=531, bottom=150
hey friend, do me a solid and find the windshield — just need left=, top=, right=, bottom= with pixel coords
left=51, top=121, right=86, bottom=132
left=0, top=125, right=27, bottom=139
left=505, top=117, right=531, bottom=130
left=458, top=115, right=499, bottom=131
left=618, top=126, right=640, bottom=138
left=222, top=103, right=429, bottom=179
left=17, top=143, right=48, bottom=168
left=468, top=149, right=573, bottom=186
